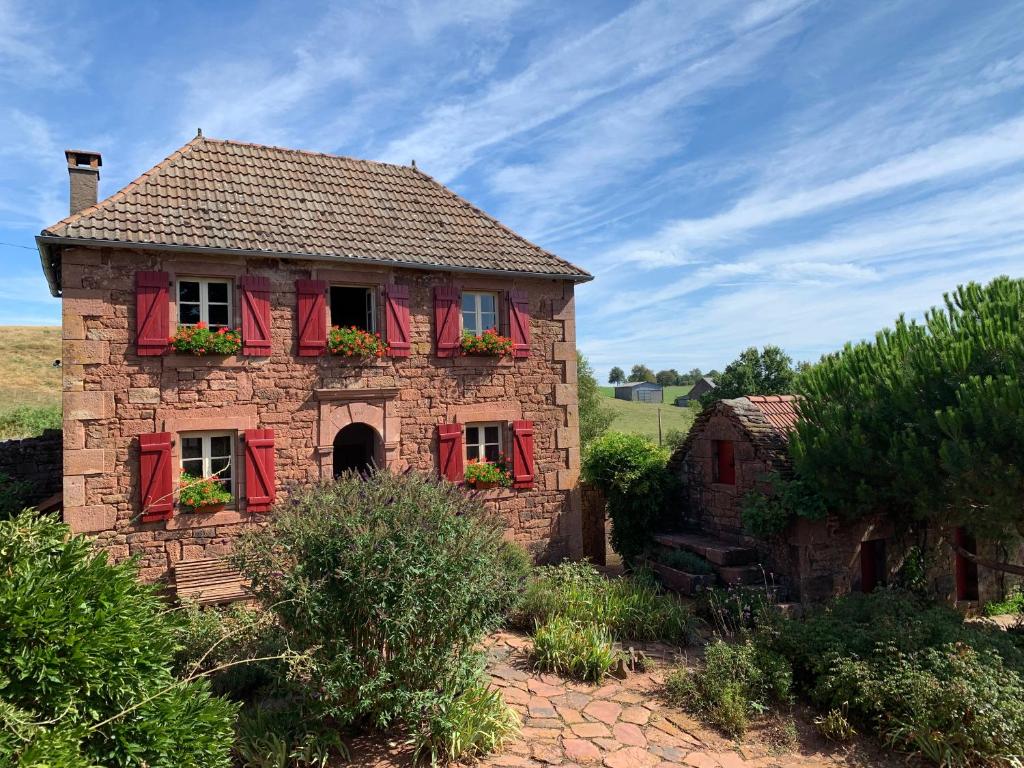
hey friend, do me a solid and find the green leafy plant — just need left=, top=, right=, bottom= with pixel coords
left=578, top=352, right=614, bottom=448
left=582, top=431, right=675, bottom=566
left=170, top=322, right=243, bottom=355
left=0, top=474, right=37, bottom=520
left=740, top=472, right=827, bottom=538
left=814, top=706, right=856, bottom=743
left=984, top=586, right=1024, bottom=617
left=666, top=639, right=791, bottom=737
left=327, top=325, right=388, bottom=357
left=533, top=617, right=619, bottom=681
left=698, top=583, right=780, bottom=637
left=178, top=472, right=233, bottom=510
left=412, top=678, right=520, bottom=766
left=230, top=471, right=531, bottom=739
left=658, top=549, right=713, bottom=574
left=516, top=561, right=697, bottom=645
left=234, top=703, right=347, bottom=768
left=0, top=510, right=237, bottom=767
left=0, top=404, right=61, bottom=440
left=464, top=457, right=512, bottom=487
left=460, top=328, right=513, bottom=355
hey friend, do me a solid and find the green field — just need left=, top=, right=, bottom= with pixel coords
left=0, top=327, right=62, bottom=440
left=598, top=384, right=697, bottom=444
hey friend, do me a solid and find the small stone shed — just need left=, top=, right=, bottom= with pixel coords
left=614, top=382, right=663, bottom=403
left=669, top=395, right=1021, bottom=606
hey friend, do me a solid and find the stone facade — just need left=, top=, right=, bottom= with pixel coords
left=60, top=245, right=582, bottom=584
left=0, top=429, right=63, bottom=503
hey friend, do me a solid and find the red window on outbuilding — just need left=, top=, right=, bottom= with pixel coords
left=954, top=527, right=979, bottom=601
left=712, top=440, right=735, bottom=485
left=860, top=539, right=887, bottom=593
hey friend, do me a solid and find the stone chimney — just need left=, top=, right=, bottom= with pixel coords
left=65, top=149, right=102, bottom=215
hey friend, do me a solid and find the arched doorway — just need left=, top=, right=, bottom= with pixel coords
left=333, top=423, right=381, bottom=477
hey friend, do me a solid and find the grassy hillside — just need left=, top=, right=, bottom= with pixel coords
left=596, top=383, right=698, bottom=444
left=599, top=384, right=693, bottom=403
left=0, top=327, right=62, bottom=440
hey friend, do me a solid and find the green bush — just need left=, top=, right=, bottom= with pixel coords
left=657, top=548, right=713, bottom=574
left=0, top=405, right=61, bottom=441
left=516, top=561, right=697, bottom=645
left=666, top=639, right=791, bottom=737
left=740, top=472, right=827, bottom=538
left=0, top=511, right=237, bottom=767
left=230, top=471, right=529, bottom=736
left=581, top=431, right=674, bottom=565
left=984, top=586, right=1024, bottom=617
left=0, top=475, right=37, bottom=520
left=698, top=584, right=779, bottom=636
left=533, top=617, right=619, bottom=681
left=412, top=678, right=520, bottom=765
left=234, top=703, right=347, bottom=768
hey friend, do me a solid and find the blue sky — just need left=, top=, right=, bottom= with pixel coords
left=2, top=1, right=1023, bottom=379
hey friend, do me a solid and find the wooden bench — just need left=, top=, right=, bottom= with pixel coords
left=173, top=558, right=248, bottom=605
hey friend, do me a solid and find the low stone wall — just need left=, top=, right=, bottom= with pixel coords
left=0, top=429, right=63, bottom=503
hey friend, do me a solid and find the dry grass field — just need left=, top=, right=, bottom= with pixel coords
left=0, top=326, right=62, bottom=439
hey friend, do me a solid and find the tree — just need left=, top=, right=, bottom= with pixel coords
left=578, top=352, right=614, bottom=447
left=655, top=369, right=682, bottom=386
left=701, top=346, right=796, bottom=405
left=683, top=368, right=703, bottom=385
left=608, top=366, right=626, bottom=384
left=628, top=364, right=656, bottom=383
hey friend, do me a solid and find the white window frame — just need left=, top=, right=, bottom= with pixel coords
left=461, top=291, right=499, bottom=336
left=179, top=430, right=235, bottom=498
left=465, top=421, right=503, bottom=464
left=329, top=284, right=377, bottom=333
left=177, top=277, right=233, bottom=329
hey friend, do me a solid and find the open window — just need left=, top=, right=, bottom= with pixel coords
left=177, top=278, right=232, bottom=331
left=465, top=422, right=502, bottom=463
left=461, top=291, right=498, bottom=335
left=860, top=539, right=886, bottom=593
left=330, top=285, right=376, bottom=332
left=180, top=431, right=234, bottom=497
left=954, top=527, right=979, bottom=601
left=712, top=439, right=735, bottom=485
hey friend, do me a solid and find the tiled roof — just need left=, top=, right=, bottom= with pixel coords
left=746, top=395, right=800, bottom=434
left=41, top=136, right=589, bottom=280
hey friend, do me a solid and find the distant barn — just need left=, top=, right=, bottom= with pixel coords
left=674, top=376, right=716, bottom=406
left=614, top=382, right=663, bottom=403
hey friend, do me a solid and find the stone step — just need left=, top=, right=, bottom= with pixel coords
left=654, top=532, right=756, bottom=566
left=716, top=564, right=767, bottom=586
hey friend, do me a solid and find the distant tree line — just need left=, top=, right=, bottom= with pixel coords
left=608, top=365, right=719, bottom=386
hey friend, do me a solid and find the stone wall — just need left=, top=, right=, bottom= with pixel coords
left=60, top=245, right=582, bottom=583
left=0, top=429, right=63, bottom=502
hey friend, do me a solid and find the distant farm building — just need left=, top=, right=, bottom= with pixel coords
left=674, top=376, right=716, bottom=406
left=614, top=382, right=663, bottom=403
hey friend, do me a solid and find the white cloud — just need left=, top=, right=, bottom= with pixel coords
left=0, top=0, right=73, bottom=86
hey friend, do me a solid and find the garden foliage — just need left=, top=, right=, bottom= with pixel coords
left=0, top=511, right=236, bottom=767
left=578, top=352, right=614, bottom=448
left=532, top=616, right=619, bottom=681
left=701, top=345, right=797, bottom=406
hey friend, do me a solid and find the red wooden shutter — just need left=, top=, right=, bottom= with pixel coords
left=240, top=275, right=272, bottom=356
left=136, top=271, right=169, bottom=356
left=434, top=286, right=460, bottom=358
left=244, top=428, right=276, bottom=513
left=385, top=284, right=411, bottom=357
left=437, top=423, right=464, bottom=482
left=508, top=290, right=530, bottom=358
left=296, top=279, right=327, bottom=356
left=511, top=420, right=535, bottom=489
left=139, top=432, right=173, bottom=521
left=717, top=440, right=736, bottom=485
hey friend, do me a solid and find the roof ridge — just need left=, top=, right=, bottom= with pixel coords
left=203, top=136, right=417, bottom=172
left=44, top=136, right=205, bottom=234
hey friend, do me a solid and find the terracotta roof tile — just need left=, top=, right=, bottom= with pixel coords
left=42, top=136, right=589, bottom=280
left=745, top=395, right=800, bottom=434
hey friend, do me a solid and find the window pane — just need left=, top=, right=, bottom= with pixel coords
left=481, top=310, right=496, bottom=331
left=211, top=456, right=231, bottom=480
left=484, top=444, right=500, bottom=462
left=479, top=294, right=496, bottom=313
left=461, top=294, right=476, bottom=313
left=484, top=426, right=499, bottom=444
left=207, top=304, right=229, bottom=327
left=210, top=435, right=231, bottom=457
left=179, top=281, right=200, bottom=303
left=462, top=311, right=478, bottom=335
left=467, top=445, right=480, bottom=461
left=182, top=437, right=203, bottom=460
left=465, top=426, right=479, bottom=445
left=182, top=458, right=203, bottom=477
left=179, top=303, right=201, bottom=325
left=207, top=282, right=228, bottom=303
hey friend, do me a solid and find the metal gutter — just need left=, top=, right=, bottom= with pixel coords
left=35, top=235, right=594, bottom=297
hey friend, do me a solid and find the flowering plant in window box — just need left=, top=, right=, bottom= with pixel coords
left=328, top=326, right=389, bottom=358
left=464, top=456, right=512, bottom=489
left=178, top=472, right=232, bottom=513
left=168, top=323, right=242, bottom=356
left=460, top=328, right=513, bottom=356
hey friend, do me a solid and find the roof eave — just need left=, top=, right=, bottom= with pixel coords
left=35, top=235, right=595, bottom=290
left=36, top=236, right=61, bottom=298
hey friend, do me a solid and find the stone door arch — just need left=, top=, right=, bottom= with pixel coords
left=315, top=388, right=401, bottom=478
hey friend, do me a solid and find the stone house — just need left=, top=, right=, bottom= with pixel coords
left=669, top=395, right=1020, bottom=606
left=38, top=137, right=590, bottom=595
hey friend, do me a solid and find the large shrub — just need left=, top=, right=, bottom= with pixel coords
left=582, top=431, right=674, bottom=565
left=230, top=471, right=529, bottom=733
left=0, top=511, right=236, bottom=767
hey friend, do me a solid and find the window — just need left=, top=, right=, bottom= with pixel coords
left=178, top=278, right=232, bottom=330
left=712, top=440, right=735, bottom=485
left=330, top=285, right=376, bottom=331
left=461, top=291, right=498, bottom=336
left=180, top=432, right=234, bottom=495
left=465, top=422, right=502, bottom=463
left=954, top=528, right=979, bottom=601
left=860, top=539, right=886, bottom=593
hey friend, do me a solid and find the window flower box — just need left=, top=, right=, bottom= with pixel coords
left=179, top=472, right=232, bottom=513
left=169, top=323, right=242, bottom=356
left=464, top=456, right=512, bottom=488
left=460, top=329, right=513, bottom=356
left=328, top=326, right=388, bottom=358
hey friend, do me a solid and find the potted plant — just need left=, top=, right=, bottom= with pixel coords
left=460, top=328, right=513, bottom=356
left=328, top=326, right=388, bottom=358
left=178, top=472, right=232, bottom=513
left=464, top=457, right=512, bottom=489
left=169, top=323, right=243, bottom=356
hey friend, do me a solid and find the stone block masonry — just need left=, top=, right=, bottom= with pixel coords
left=0, top=429, right=63, bottom=503
left=61, top=245, right=582, bottom=584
